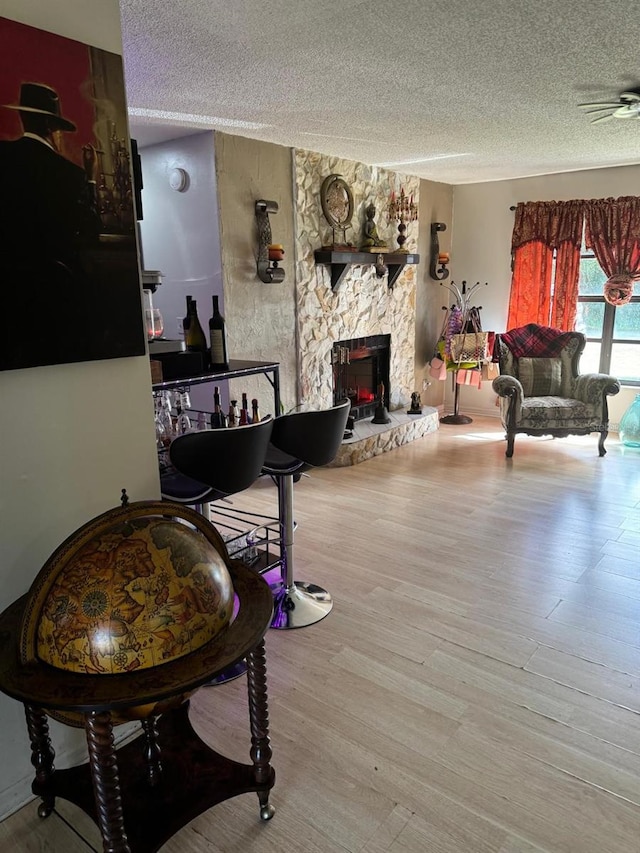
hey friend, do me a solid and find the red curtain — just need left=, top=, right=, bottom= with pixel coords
left=507, top=201, right=584, bottom=330
left=551, top=241, right=582, bottom=329
left=584, top=196, right=640, bottom=281
left=507, top=241, right=554, bottom=328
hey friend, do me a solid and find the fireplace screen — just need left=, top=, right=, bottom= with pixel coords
left=332, top=335, right=390, bottom=421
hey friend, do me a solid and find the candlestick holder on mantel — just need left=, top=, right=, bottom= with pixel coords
left=387, top=187, right=418, bottom=252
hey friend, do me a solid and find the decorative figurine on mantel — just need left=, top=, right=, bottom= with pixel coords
left=407, top=392, right=423, bottom=415
left=360, top=203, right=388, bottom=252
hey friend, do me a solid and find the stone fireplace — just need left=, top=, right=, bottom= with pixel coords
left=292, top=149, right=438, bottom=464
left=293, top=150, right=419, bottom=413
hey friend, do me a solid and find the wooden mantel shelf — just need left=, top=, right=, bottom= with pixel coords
left=314, top=250, right=420, bottom=291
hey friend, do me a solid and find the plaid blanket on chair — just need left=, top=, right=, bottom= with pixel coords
left=498, top=324, right=577, bottom=358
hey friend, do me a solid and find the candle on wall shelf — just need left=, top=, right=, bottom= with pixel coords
left=268, top=244, right=285, bottom=262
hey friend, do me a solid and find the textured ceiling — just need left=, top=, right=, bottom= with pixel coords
left=121, top=0, right=640, bottom=184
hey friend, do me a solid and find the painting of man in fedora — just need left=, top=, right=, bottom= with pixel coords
left=0, top=82, right=100, bottom=274
left=0, top=16, right=145, bottom=371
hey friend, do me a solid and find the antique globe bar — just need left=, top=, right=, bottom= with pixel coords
left=0, top=500, right=275, bottom=853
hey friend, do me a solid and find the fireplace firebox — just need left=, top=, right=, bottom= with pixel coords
left=332, top=335, right=390, bottom=421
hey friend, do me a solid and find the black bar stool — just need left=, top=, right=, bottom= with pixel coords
left=160, top=417, right=274, bottom=511
left=262, top=398, right=350, bottom=629
left=160, top=417, right=274, bottom=683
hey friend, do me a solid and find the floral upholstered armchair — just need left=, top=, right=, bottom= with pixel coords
left=492, top=324, right=620, bottom=458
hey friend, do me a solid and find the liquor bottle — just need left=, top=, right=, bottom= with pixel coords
left=176, top=403, right=191, bottom=435
left=208, top=295, right=229, bottom=371
left=182, top=295, right=193, bottom=337
left=184, top=299, right=207, bottom=354
left=210, top=385, right=225, bottom=429
left=228, top=402, right=237, bottom=427
left=240, top=392, right=251, bottom=425
left=251, top=398, right=260, bottom=423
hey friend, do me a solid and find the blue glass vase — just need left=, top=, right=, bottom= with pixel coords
left=619, top=394, right=640, bottom=447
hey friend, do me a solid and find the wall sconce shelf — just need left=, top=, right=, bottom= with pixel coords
left=430, top=222, right=450, bottom=281
left=255, top=199, right=285, bottom=283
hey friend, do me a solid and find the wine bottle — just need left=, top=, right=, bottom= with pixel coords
left=210, top=385, right=224, bottom=429
left=251, top=398, right=260, bottom=423
left=182, top=295, right=193, bottom=337
left=208, top=295, right=229, bottom=370
left=228, top=401, right=237, bottom=428
left=239, top=392, right=249, bottom=426
left=184, top=299, right=207, bottom=354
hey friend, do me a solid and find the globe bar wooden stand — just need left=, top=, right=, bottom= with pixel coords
left=0, top=559, right=276, bottom=853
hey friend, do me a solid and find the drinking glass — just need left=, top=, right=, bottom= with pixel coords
left=144, top=309, right=155, bottom=341
left=151, top=308, right=164, bottom=339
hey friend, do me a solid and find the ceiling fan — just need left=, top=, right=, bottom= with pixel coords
left=579, top=89, right=640, bottom=123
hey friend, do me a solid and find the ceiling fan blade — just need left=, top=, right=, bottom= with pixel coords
left=613, top=105, right=640, bottom=118
left=578, top=101, right=624, bottom=109
left=619, top=91, right=640, bottom=101
left=581, top=106, right=616, bottom=114
left=590, top=113, right=615, bottom=124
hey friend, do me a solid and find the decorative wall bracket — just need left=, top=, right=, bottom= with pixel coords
left=255, top=199, right=285, bottom=283
left=429, top=222, right=450, bottom=281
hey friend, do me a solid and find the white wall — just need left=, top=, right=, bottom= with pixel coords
left=138, top=131, right=224, bottom=410
left=0, top=0, right=159, bottom=819
left=138, top=131, right=222, bottom=343
left=449, top=164, right=640, bottom=425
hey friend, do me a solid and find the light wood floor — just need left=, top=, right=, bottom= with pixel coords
left=2, top=419, right=639, bottom=852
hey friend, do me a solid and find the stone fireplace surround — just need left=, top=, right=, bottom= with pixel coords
left=294, top=150, right=419, bottom=412
left=293, top=150, right=438, bottom=465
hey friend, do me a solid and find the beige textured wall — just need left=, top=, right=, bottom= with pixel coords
left=214, top=133, right=297, bottom=414
left=415, top=180, right=454, bottom=409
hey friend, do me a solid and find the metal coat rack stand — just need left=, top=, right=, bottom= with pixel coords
left=439, top=280, right=488, bottom=425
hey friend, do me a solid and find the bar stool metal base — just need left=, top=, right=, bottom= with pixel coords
left=270, top=581, right=333, bottom=629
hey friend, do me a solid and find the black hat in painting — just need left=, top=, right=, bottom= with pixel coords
left=1, top=82, right=76, bottom=131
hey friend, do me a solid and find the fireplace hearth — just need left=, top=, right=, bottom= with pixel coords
left=332, top=335, right=390, bottom=421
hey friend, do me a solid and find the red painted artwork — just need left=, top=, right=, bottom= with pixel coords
left=0, top=17, right=145, bottom=371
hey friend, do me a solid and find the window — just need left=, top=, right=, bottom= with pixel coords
left=574, top=249, right=640, bottom=384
